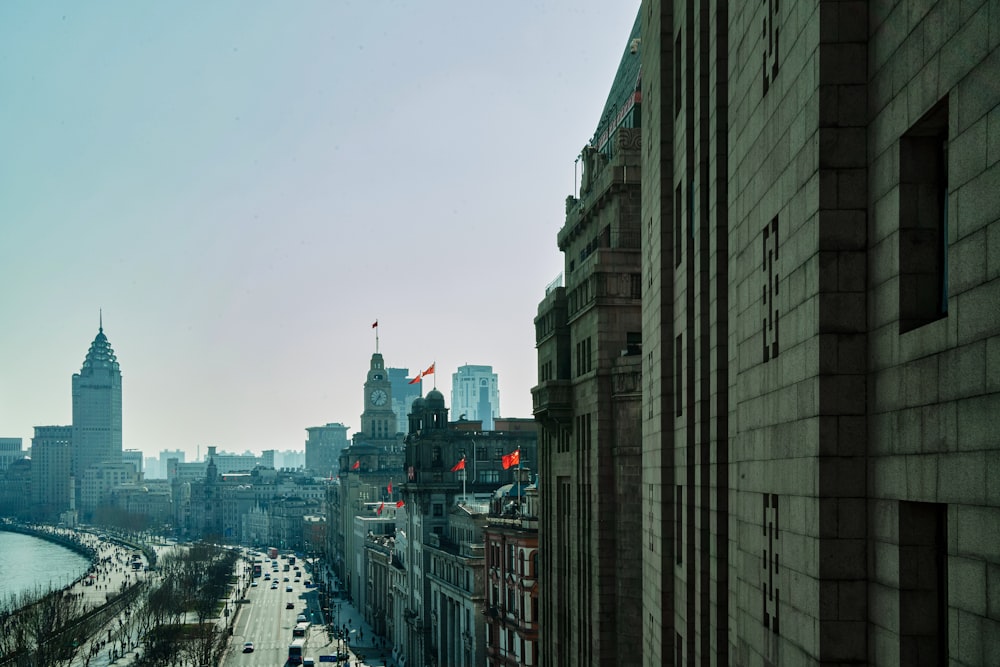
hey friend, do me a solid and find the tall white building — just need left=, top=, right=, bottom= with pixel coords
left=450, top=365, right=499, bottom=430
left=72, top=322, right=123, bottom=495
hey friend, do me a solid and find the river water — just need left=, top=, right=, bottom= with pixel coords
left=0, top=530, right=91, bottom=605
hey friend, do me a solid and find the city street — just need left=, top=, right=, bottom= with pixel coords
left=222, top=555, right=398, bottom=667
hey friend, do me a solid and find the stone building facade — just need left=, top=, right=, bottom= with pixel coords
left=533, top=12, right=644, bottom=667
left=484, top=483, right=540, bottom=667
left=633, top=0, right=1000, bottom=664
left=400, top=391, right=538, bottom=667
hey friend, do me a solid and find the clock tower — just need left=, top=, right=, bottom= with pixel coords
left=361, top=352, right=397, bottom=439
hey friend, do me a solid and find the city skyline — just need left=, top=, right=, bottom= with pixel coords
left=0, top=1, right=641, bottom=460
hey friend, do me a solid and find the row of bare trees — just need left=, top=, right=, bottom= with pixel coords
left=0, top=541, right=239, bottom=667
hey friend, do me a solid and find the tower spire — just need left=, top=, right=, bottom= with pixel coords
left=99, top=308, right=103, bottom=332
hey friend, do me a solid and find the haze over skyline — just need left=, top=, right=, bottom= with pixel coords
left=0, top=1, right=640, bottom=461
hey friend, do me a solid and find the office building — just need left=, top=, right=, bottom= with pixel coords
left=533, top=12, right=644, bottom=667
left=305, top=422, right=349, bottom=478
left=31, top=425, right=73, bottom=520
left=122, top=449, right=143, bottom=477
left=0, top=438, right=23, bottom=472
left=71, top=321, right=123, bottom=502
left=389, top=367, right=422, bottom=435
left=451, top=365, right=500, bottom=430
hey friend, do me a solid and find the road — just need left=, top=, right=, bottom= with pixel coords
left=223, top=555, right=322, bottom=667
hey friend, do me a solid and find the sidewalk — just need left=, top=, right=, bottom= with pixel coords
left=306, top=567, right=400, bottom=667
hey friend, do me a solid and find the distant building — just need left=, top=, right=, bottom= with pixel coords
left=450, top=365, right=499, bottom=430
left=305, top=423, right=349, bottom=478
left=80, top=461, right=139, bottom=517
left=398, top=390, right=537, bottom=667
left=0, top=458, right=33, bottom=520
left=0, top=438, right=23, bottom=472
left=388, top=367, right=422, bottom=435
left=72, top=321, right=123, bottom=508
left=261, top=450, right=275, bottom=468
left=122, top=449, right=143, bottom=477
left=31, top=425, right=73, bottom=520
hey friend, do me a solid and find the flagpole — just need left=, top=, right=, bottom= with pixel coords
left=517, top=447, right=522, bottom=511
left=375, top=321, right=379, bottom=353
left=462, top=459, right=467, bottom=504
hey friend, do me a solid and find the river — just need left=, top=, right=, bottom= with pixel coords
left=0, top=530, right=91, bottom=605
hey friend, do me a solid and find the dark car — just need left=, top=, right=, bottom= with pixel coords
left=286, top=601, right=295, bottom=609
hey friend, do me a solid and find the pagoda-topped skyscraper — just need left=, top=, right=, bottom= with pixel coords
left=71, top=315, right=123, bottom=486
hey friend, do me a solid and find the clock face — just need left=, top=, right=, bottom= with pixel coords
left=370, top=389, right=388, bottom=406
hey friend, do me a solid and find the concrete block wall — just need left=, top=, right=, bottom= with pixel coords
left=867, top=0, right=1000, bottom=664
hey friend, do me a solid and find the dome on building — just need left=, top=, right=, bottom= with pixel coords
left=424, top=389, right=446, bottom=408
left=410, top=396, right=425, bottom=413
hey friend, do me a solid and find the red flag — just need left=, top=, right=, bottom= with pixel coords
left=376, top=502, right=384, bottom=516
left=423, top=362, right=435, bottom=376
left=372, top=320, right=378, bottom=328
left=408, top=372, right=422, bottom=385
left=502, top=449, right=520, bottom=470
left=396, top=500, right=405, bottom=508
left=450, top=458, right=465, bottom=472
left=388, top=481, right=393, bottom=495
left=352, top=460, right=360, bottom=470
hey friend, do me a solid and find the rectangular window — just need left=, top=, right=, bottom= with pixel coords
left=674, top=31, right=682, bottom=117
left=675, top=335, right=683, bottom=417
left=675, top=485, right=683, bottom=565
left=675, top=183, right=683, bottom=267
left=899, top=501, right=947, bottom=665
left=899, top=97, right=949, bottom=332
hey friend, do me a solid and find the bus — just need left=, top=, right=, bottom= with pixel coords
left=292, top=621, right=309, bottom=637
left=252, top=562, right=261, bottom=578
left=268, top=546, right=278, bottom=559
left=288, top=555, right=296, bottom=565
left=288, top=638, right=305, bottom=665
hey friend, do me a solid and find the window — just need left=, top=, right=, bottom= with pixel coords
left=675, top=335, right=683, bottom=417
left=899, top=501, right=947, bottom=665
left=674, top=31, right=682, bottom=116
left=675, top=485, right=683, bottom=565
left=433, top=503, right=443, bottom=517
left=625, top=331, right=641, bottom=356
left=899, top=97, right=949, bottom=332
left=675, top=183, right=683, bottom=266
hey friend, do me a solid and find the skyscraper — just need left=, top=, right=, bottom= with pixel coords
left=388, top=367, right=422, bottom=434
left=450, top=364, right=500, bottom=430
left=71, top=321, right=123, bottom=501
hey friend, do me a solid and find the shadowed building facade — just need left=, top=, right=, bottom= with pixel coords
left=533, top=13, right=644, bottom=667
left=637, top=0, right=1000, bottom=664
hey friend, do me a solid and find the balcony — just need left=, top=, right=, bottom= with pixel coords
left=531, top=380, right=572, bottom=427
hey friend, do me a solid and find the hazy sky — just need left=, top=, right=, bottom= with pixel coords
left=1, top=1, right=640, bottom=461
